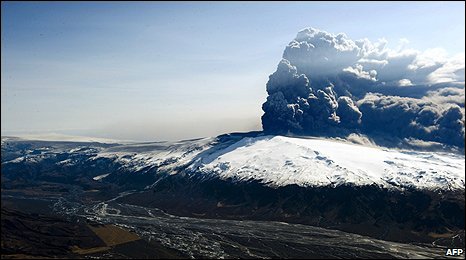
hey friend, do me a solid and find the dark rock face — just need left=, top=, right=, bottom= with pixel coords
left=117, top=173, right=465, bottom=246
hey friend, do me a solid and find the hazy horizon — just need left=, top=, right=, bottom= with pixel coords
left=2, top=1, right=465, bottom=141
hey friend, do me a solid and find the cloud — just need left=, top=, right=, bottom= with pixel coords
left=427, top=53, right=465, bottom=83
left=397, top=38, right=410, bottom=51
left=283, top=28, right=361, bottom=77
left=343, top=133, right=377, bottom=147
left=262, top=27, right=465, bottom=148
left=265, top=59, right=310, bottom=100
left=357, top=93, right=464, bottom=147
left=343, top=64, right=377, bottom=81
left=337, top=96, right=362, bottom=128
left=423, top=87, right=465, bottom=108
left=398, top=79, right=413, bottom=87
left=281, top=28, right=464, bottom=86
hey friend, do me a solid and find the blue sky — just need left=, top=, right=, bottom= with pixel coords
left=1, top=1, right=465, bottom=141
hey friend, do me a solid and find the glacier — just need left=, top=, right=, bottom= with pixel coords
left=3, top=134, right=464, bottom=191
left=89, top=135, right=465, bottom=191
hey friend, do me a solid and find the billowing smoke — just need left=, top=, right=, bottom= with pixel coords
left=262, top=28, right=465, bottom=148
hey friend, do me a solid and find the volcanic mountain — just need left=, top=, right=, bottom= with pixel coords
left=2, top=132, right=464, bottom=247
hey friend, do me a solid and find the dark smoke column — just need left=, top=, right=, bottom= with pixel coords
left=260, top=27, right=464, bottom=148
left=261, top=28, right=364, bottom=135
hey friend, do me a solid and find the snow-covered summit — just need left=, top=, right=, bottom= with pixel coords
left=93, top=135, right=465, bottom=190
left=2, top=134, right=464, bottom=191
left=187, top=135, right=465, bottom=190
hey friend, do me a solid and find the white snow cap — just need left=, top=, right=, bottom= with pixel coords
left=188, top=135, right=465, bottom=190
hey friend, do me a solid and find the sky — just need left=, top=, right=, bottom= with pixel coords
left=1, top=1, right=465, bottom=141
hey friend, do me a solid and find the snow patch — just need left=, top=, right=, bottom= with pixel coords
left=188, top=136, right=465, bottom=190
left=93, top=173, right=110, bottom=181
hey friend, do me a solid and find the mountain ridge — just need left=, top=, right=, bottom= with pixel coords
left=1, top=132, right=464, bottom=247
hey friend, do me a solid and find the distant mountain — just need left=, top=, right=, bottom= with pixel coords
left=1, top=132, right=464, bottom=246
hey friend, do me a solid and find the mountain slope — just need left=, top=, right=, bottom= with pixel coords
left=1, top=133, right=465, bottom=246
left=185, top=135, right=465, bottom=190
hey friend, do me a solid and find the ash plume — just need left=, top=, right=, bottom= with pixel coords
left=262, top=28, right=465, bottom=148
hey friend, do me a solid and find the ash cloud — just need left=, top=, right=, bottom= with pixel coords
left=262, top=28, right=465, bottom=148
